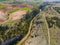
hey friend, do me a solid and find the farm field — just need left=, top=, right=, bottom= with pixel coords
left=0, top=4, right=33, bottom=23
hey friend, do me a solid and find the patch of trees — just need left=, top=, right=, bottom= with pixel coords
left=0, top=25, right=9, bottom=31
left=0, top=7, right=40, bottom=45
left=56, top=18, right=60, bottom=28
left=46, top=17, right=60, bottom=28
left=39, top=2, right=50, bottom=10
left=53, top=7, right=60, bottom=14
left=24, top=7, right=40, bottom=20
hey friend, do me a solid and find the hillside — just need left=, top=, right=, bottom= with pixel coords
left=0, top=4, right=40, bottom=45
left=0, top=1, right=60, bottom=45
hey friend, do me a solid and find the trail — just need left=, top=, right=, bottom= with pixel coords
left=16, top=13, right=40, bottom=45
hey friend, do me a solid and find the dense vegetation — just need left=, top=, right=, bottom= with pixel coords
left=21, top=7, right=30, bottom=10
left=7, top=8, right=20, bottom=15
left=53, top=7, right=60, bottom=14
left=46, top=17, right=60, bottom=28
left=0, top=7, right=40, bottom=45
left=0, top=4, right=6, bottom=9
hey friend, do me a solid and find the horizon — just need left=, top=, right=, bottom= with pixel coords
left=43, top=0, right=60, bottom=2
left=0, top=0, right=60, bottom=2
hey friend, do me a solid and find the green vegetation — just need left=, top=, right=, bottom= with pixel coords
left=0, top=7, right=40, bottom=45
left=46, top=17, right=60, bottom=28
left=7, top=7, right=30, bottom=15
left=46, top=16, right=60, bottom=45
left=0, top=4, right=6, bottom=9
left=7, top=8, right=20, bottom=15
left=0, top=0, right=6, bottom=2
left=53, top=7, right=60, bottom=14
left=3, top=20, right=18, bottom=25
left=21, top=7, right=30, bottom=11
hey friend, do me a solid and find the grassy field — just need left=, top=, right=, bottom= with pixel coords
left=0, top=4, right=6, bottom=9
left=21, top=7, right=30, bottom=10
left=3, top=19, right=19, bottom=25
left=7, top=8, right=20, bottom=15
left=7, top=7, right=30, bottom=15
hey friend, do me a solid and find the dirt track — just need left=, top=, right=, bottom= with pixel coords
left=22, top=13, right=47, bottom=45
left=16, top=13, right=40, bottom=45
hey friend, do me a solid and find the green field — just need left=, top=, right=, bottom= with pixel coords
left=21, top=7, right=30, bottom=10
left=0, top=5, right=40, bottom=45
left=7, top=7, right=30, bottom=15
left=0, top=4, right=6, bottom=9
left=7, top=8, right=20, bottom=15
left=3, top=19, right=18, bottom=25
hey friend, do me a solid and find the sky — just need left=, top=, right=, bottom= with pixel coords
left=43, top=0, right=60, bottom=2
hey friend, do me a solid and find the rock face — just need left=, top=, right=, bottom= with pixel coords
left=9, top=10, right=27, bottom=20
left=0, top=11, right=7, bottom=22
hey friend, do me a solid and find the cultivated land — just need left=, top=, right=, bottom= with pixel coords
left=0, top=4, right=32, bottom=23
